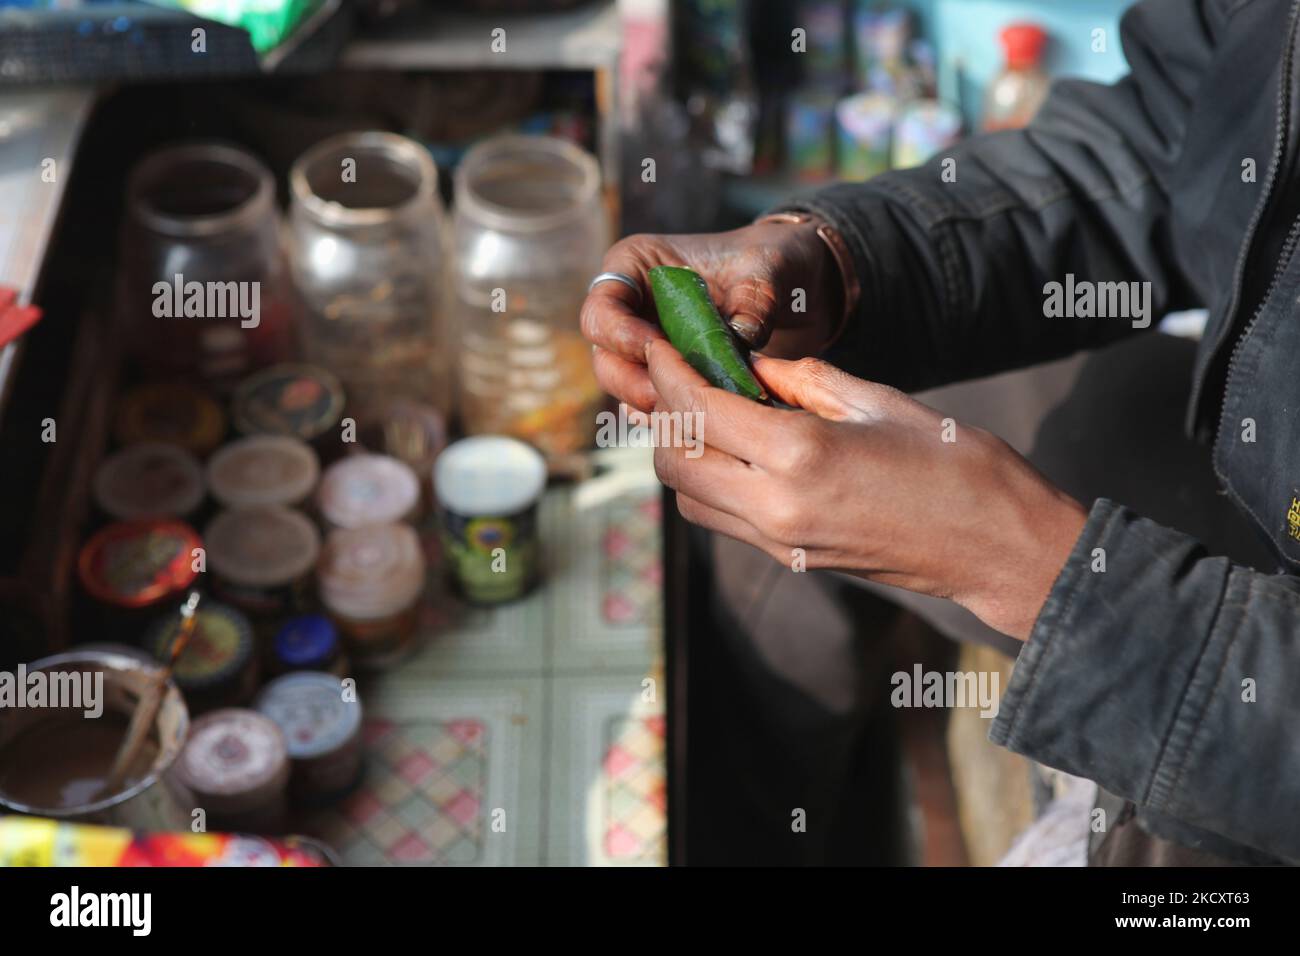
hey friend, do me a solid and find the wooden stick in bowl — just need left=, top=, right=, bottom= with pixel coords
left=100, top=590, right=202, bottom=798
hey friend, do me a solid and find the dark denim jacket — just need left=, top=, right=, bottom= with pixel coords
left=782, top=0, right=1300, bottom=864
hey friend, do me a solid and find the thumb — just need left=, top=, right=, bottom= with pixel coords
left=720, top=275, right=777, bottom=350
left=749, top=354, right=887, bottom=423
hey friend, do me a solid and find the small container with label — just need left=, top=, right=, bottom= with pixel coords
left=146, top=601, right=258, bottom=713
left=317, top=523, right=425, bottom=669
left=173, top=708, right=291, bottom=833
left=434, top=436, right=546, bottom=605
left=255, top=672, right=363, bottom=806
left=317, top=453, right=421, bottom=530
left=204, top=506, right=320, bottom=621
left=93, top=442, right=206, bottom=521
left=77, top=519, right=202, bottom=638
left=207, top=435, right=320, bottom=509
left=231, top=363, right=345, bottom=460
left=273, top=614, right=348, bottom=678
left=114, top=382, right=227, bottom=459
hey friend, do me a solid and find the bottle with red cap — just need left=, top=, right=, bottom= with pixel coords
left=983, top=22, right=1051, bottom=132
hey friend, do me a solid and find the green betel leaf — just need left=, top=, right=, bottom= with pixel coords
left=648, top=266, right=767, bottom=402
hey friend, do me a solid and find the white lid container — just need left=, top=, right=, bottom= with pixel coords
left=434, top=435, right=547, bottom=517
left=317, top=453, right=420, bottom=529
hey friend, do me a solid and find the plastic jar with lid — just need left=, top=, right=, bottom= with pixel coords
left=93, top=442, right=206, bottom=521
left=273, top=614, right=348, bottom=678
left=434, top=435, right=547, bottom=605
left=173, top=708, right=290, bottom=834
left=77, top=519, right=202, bottom=639
left=255, top=672, right=363, bottom=806
left=204, top=506, right=320, bottom=621
left=316, top=453, right=421, bottom=529
left=114, top=382, right=227, bottom=458
left=145, top=601, right=258, bottom=713
left=231, top=363, right=346, bottom=461
left=317, top=523, right=426, bottom=669
left=207, top=435, right=320, bottom=510
left=453, top=135, right=608, bottom=459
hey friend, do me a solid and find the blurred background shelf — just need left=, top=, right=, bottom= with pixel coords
left=343, top=1, right=620, bottom=72
left=342, top=0, right=622, bottom=199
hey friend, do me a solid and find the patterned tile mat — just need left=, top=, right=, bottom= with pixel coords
left=602, top=713, right=668, bottom=862
left=298, top=458, right=666, bottom=866
left=300, top=718, right=490, bottom=866
left=547, top=671, right=667, bottom=866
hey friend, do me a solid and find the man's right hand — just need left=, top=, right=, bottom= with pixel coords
left=581, top=219, right=844, bottom=413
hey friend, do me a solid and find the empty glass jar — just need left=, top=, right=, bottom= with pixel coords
left=452, top=135, right=608, bottom=459
left=119, top=143, right=296, bottom=390
left=289, top=132, right=452, bottom=423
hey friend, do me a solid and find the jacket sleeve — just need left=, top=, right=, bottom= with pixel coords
left=774, top=0, right=1231, bottom=392
left=989, top=498, right=1300, bottom=862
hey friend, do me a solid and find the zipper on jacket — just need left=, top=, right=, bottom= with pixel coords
left=1211, top=1, right=1300, bottom=470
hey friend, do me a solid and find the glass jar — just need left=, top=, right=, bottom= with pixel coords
left=119, top=143, right=297, bottom=391
left=452, top=135, right=608, bottom=459
left=289, top=132, right=452, bottom=424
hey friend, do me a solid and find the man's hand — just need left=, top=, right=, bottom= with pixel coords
left=646, top=342, right=1089, bottom=640
left=582, top=221, right=843, bottom=414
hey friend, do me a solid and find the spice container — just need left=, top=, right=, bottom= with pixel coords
left=434, top=436, right=546, bottom=605
left=77, top=520, right=202, bottom=637
left=146, top=602, right=258, bottom=713
left=317, top=453, right=421, bottom=529
left=93, top=442, right=206, bottom=521
left=117, top=143, right=297, bottom=391
left=231, top=363, right=345, bottom=459
left=204, top=506, right=320, bottom=620
left=255, top=672, right=363, bottom=806
left=453, top=135, right=607, bottom=459
left=207, top=435, right=320, bottom=509
left=317, top=523, right=426, bottom=669
left=273, top=614, right=348, bottom=678
left=114, top=382, right=227, bottom=458
left=289, top=131, right=452, bottom=423
left=173, top=709, right=290, bottom=834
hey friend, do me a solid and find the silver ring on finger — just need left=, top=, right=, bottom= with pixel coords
left=588, top=271, right=643, bottom=308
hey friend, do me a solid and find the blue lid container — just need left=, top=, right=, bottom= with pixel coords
left=274, top=614, right=339, bottom=672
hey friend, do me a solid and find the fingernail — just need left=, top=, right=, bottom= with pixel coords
left=729, top=316, right=763, bottom=345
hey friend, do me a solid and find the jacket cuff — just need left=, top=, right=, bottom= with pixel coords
left=989, top=498, right=1232, bottom=811
left=765, top=185, right=883, bottom=367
